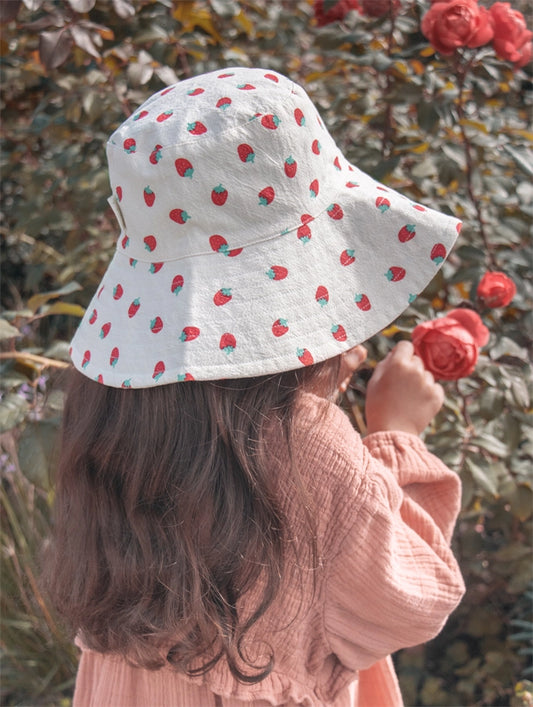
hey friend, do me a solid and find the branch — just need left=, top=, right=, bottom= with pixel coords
left=0, top=352, right=70, bottom=369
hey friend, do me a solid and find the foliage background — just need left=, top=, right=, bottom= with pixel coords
left=1, top=0, right=532, bottom=705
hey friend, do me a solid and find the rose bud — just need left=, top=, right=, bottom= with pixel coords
left=477, top=271, right=517, bottom=308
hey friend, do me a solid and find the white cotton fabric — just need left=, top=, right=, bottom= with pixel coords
left=70, top=67, right=462, bottom=387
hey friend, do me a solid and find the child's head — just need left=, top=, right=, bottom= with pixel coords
left=69, top=67, right=461, bottom=389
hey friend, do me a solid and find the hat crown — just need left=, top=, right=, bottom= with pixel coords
left=107, top=68, right=348, bottom=262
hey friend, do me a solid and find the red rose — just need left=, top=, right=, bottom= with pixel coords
left=421, top=0, right=494, bottom=56
left=477, top=271, right=517, bottom=308
left=314, top=0, right=361, bottom=27
left=412, top=309, right=489, bottom=380
left=489, top=3, right=533, bottom=68
left=360, top=0, right=400, bottom=17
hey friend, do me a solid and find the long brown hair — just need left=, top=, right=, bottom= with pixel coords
left=42, top=360, right=338, bottom=682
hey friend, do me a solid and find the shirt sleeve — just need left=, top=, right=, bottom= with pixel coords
left=322, top=426, right=465, bottom=672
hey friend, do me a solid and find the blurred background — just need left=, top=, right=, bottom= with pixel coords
left=1, top=1, right=532, bottom=704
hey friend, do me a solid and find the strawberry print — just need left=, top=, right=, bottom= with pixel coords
left=149, top=144, right=163, bottom=164
left=340, top=249, right=356, bottom=266
left=346, top=181, right=359, bottom=188
left=385, top=267, right=406, bottom=282
left=456, top=222, right=462, bottom=233
left=123, top=138, right=136, bottom=154
left=187, top=88, right=204, bottom=96
left=81, top=350, right=91, bottom=369
left=150, top=316, right=163, bottom=333
left=217, top=72, right=235, bottom=78
left=180, top=326, right=200, bottom=342
left=261, top=114, right=281, bottom=130
left=264, top=73, right=279, bottom=82
left=116, top=186, right=123, bottom=201
left=237, top=83, right=255, bottom=90
left=220, top=333, right=236, bottom=354
left=96, top=374, right=104, bottom=384
left=100, top=322, right=111, bottom=339
left=156, top=110, right=173, bottom=122
left=213, top=288, right=232, bottom=306
left=331, top=324, right=347, bottom=342
left=311, top=140, right=321, bottom=155
left=327, top=203, right=344, bottom=220
left=150, top=262, right=164, bottom=274
left=355, top=294, right=371, bottom=311
left=187, top=121, right=207, bottom=135
left=175, top=158, right=194, bottom=178
left=258, top=186, right=275, bottom=206
left=129, top=258, right=137, bottom=268
left=89, top=309, right=97, bottom=325
left=398, top=224, right=416, bottom=243
left=153, top=361, right=165, bottom=382
left=161, top=87, right=174, bottom=95
left=266, top=265, right=288, bottom=280
left=431, top=243, right=447, bottom=264
left=297, top=214, right=313, bottom=243
left=284, top=156, right=297, bottom=178
left=97, top=285, right=104, bottom=298
left=294, top=108, right=305, bottom=126
left=133, top=110, right=148, bottom=121
left=128, top=298, right=140, bottom=318
left=121, top=379, right=131, bottom=388
left=171, top=275, right=184, bottom=295
left=272, top=318, right=289, bottom=337
left=309, top=179, right=319, bottom=198
left=216, top=97, right=232, bottom=110
left=413, top=204, right=426, bottom=212
left=110, top=347, right=119, bottom=368
left=113, top=284, right=123, bottom=300
left=169, top=208, right=191, bottom=224
left=316, top=286, right=329, bottom=307
left=121, top=235, right=130, bottom=249
left=376, top=196, right=390, bottom=213
left=376, top=186, right=388, bottom=192
left=177, top=372, right=195, bottom=382
left=333, top=156, right=342, bottom=171
left=238, top=144, right=255, bottom=163
left=212, top=185, right=228, bottom=206
left=144, top=186, right=155, bottom=207
left=297, top=347, right=314, bottom=366
left=144, top=235, right=157, bottom=253
left=209, top=235, right=242, bottom=257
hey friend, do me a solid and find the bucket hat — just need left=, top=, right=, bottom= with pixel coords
left=70, top=67, right=461, bottom=388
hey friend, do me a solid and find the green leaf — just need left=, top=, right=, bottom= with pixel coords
left=464, top=457, right=499, bottom=496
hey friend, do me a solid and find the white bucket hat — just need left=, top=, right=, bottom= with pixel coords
left=69, top=67, right=461, bottom=388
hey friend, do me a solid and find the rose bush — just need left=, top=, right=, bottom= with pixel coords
left=477, top=270, right=517, bottom=308
left=360, top=0, right=400, bottom=18
left=314, top=0, right=360, bottom=26
left=490, top=2, right=533, bottom=67
left=421, top=0, right=494, bottom=55
left=412, top=309, right=490, bottom=380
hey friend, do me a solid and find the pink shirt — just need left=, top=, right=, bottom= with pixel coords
left=73, top=393, right=465, bottom=706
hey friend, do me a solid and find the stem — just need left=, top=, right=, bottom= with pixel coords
left=0, top=352, right=70, bottom=369
left=381, top=1, right=397, bottom=159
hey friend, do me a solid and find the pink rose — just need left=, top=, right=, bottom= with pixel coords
left=412, top=309, right=489, bottom=380
left=314, top=0, right=361, bottom=27
left=489, top=3, right=533, bottom=68
left=421, top=0, right=494, bottom=56
left=477, top=271, right=517, bottom=308
left=360, top=0, right=400, bottom=18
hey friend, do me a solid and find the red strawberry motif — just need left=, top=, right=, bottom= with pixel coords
left=413, top=204, right=426, bottom=212
left=180, top=326, right=200, bottom=342
left=156, top=110, right=173, bottom=122
left=340, top=249, right=356, bottom=266
left=177, top=372, right=195, bottom=382
left=376, top=196, right=391, bottom=213
left=149, top=262, right=164, bottom=274
left=431, top=243, right=447, bottom=264
left=113, top=284, right=123, bottom=300
left=333, top=156, right=342, bottom=171
left=264, top=73, right=279, bottom=82
left=213, top=288, right=232, bottom=306
left=209, top=234, right=242, bottom=257
left=143, top=186, right=155, bottom=207
left=311, top=139, right=321, bottom=155
left=385, top=266, right=406, bottom=282
left=96, top=374, right=104, bottom=384
left=171, top=275, right=184, bottom=295
left=169, top=208, right=191, bottom=224
left=175, top=158, right=194, bottom=179
left=187, top=87, right=204, bottom=96
left=133, top=110, right=148, bottom=121
left=128, top=298, right=140, bottom=318
left=376, top=186, right=388, bottom=192
left=110, top=347, right=119, bottom=368
left=89, top=309, right=97, bottom=325
left=297, top=347, right=314, bottom=366
left=297, top=214, right=313, bottom=243
left=123, top=138, right=136, bottom=154
left=315, top=286, right=329, bottom=307
left=217, top=72, right=234, bottom=78
left=216, top=97, right=232, bottom=110
left=261, top=114, right=281, bottom=130
left=129, top=258, right=137, bottom=267
left=266, top=265, right=288, bottom=280
left=345, top=181, right=359, bottom=188
left=331, top=324, right=347, bottom=342
left=212, top=185, right=228, bottom=206
left=161, top=87, right=174, bottom=95
left=284, top=156, right=297, bottom=178
left=272, top=318, right=289, bottom=337
left=116, top=186, right=123, bottom=201
left=309, top=179, right=319, bottom=198
left=97, top=285, right=104, bottom=298
left=143, top=235, right=157, bottom=253
left=220, top=333, right=236, bottom=354
left=327, top=203, right=344, bottom=220
left=121, top=379, right=131, bottom=388
left=100, top=322, right=111, bottom=339
left=150, top=316, right=163, bottom=333
left=355, top=294, right=371, bottom=311
left=294, top=108, right=305, bottom=126
left=238, top=144, right=255, bottom=163
left=187, top=121, right=207, bottom=135
left=121, top=235, right=130, bottom=249
left=398, top=224, right=416, bottom=243
left=149, top=144, right=163, bottom=164
left=258, top=186, right=275, bottom=206
left=153, top=361, right=165, bottom=382
left=237, top=83, right=255, bottom=90
left=456, top=222, right=462, bottom=233
left=81, top=350, right=91, bottom=369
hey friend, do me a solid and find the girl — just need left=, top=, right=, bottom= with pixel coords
left=44, top=67, right=465, bottom=707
